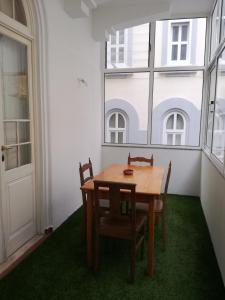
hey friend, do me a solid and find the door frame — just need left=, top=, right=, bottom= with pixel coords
left=0, top=0, right=51, bottom=263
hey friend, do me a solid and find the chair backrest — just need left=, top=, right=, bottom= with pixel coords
left=94, top=180, right=136, bottom=231
left=79, top=158, right=93, bottom=186
left=164, top=161, right=172, bottom=196
left=128, top=152, right=154, bottom=166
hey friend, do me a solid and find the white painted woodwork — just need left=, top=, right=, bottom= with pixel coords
left=201, top=153, right=225, bottom=286
left=64, top=0, right=90, bottom=18
left=0, top=27, right=36, bottom=258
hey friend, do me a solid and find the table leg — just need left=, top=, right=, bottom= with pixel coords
left=86, top=191, right=93, bottom=268
left=147, top=197, right=155, bottom=276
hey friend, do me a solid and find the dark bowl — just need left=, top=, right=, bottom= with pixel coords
left=123, top=169, right=134, bottom=175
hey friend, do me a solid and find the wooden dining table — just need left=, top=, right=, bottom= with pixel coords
left=81, top=163, right=165, bottom=277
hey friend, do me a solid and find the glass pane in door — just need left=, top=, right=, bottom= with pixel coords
left=19, top=144, right=31, bottom=166
left=0, top=0, right=13, bottom=18
left=5, top=146, right=18, bottom=170
left=0, top=34, right=31, bottom=170
left=15, top=0, right=27, bottom=25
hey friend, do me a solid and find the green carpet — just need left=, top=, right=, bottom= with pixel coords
left=0, top=195, right=224, bottom=300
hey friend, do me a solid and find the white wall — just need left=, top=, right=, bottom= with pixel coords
left=43, top=0, right=102, bottom=229
left=201, top=153, right=225, bottom=285
left=102, top=146, right=201, bottom=196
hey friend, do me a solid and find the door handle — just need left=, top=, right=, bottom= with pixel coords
left=1, top=145, right=13, bottom=151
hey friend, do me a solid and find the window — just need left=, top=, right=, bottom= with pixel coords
left=163, top=112, right=186, bottom=145
left=0, top=0, right=27, bottom=25
left=106, top=112, right=127, bottom=144
left=210, top=0, right=221, bottom=60
left=108, top=30, right=126, bottom=66
left=104, top=18, right=206, bottom=148
left=170, top=22, right=190, bottom=64
left=151, top=71, right=203, bottom=147
left=221, top=0, right=225, bottom=41
left=106, top=24, right=150, bottom=69
left=206, top=66, right=217, bottom=150
left=212, top=48, right=225, bottom=163
left=104, top=72, right=149, bottom=145
left=155, top=18, right=206, bottom=67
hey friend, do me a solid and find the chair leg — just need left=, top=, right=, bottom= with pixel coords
left=83, top=200, right=87, bottom=240
left=130, top=239, right=136, bottom=283
left=94, top=233, right=100, bottom=272
left=140, top=227, right=145, bottom=260
left=162, top=212, right=166, bottom=250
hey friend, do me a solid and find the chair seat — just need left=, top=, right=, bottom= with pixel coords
left=98, top=213, right=146, bottom=239
left=136, top=199, right=164, bottom=214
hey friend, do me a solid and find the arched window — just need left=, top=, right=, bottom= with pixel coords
left=0, top=0, right=27, bottom=25
left=163, top=112, right=186, bottom=145
left=107, top=111, right=127, bottom=143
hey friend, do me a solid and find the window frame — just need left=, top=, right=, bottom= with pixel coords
left=168, top=20, right=192, bottom=66
left=106, top=111, right=127, bottom=144
left=107, top=29, right=128, bottom=68
left=203, top=0, right=225, bottom=178
left=163, top=111, right=186, bottom=146
left=102, top=17, right=207, bottom=150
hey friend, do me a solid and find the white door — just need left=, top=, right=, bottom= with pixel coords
left=0, top=27, right=36, bottom=257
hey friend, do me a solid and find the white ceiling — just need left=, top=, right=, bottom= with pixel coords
left=64, top=0, right=215, bottom=40
left=94, top=0, right=214, bottom=15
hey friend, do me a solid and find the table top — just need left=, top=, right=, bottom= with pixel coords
left=81, top=163, right=165, bottom=196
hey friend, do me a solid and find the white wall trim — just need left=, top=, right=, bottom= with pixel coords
left=31, top=0, right=52, bottom=231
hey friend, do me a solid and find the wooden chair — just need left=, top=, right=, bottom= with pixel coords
left=136, top=161, right=172, bottom=248
left=128, top=152, right=154, bottom=166
left=79, top=158, right=94, bottom=237
left=94, top=180, right=146, bottom=282
left=79, top=159, right=109, bottom=238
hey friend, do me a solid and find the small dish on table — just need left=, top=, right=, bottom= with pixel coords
left=123, top=169, right=134, bottom=175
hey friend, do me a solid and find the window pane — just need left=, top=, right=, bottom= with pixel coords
left=118, top=132, right=124, bottom=143
left=4, top=122, right=17, bottom=145
left=118, top=47, right=124, bottom=63
left=111, top=48, right=116, bottom=64
left=1, top=36, right=29, bottom=119
left=111, top=33, right=116, bottom=45
left=212, top=51, right=225, bottom=163
left=221, top=0, right=225, bottom=41
left=118, top=114, right=125, bottom=128
left=15, top=0, right=27, bottom=25
left=206, top=67, right=216, bottom=149
left=109, top=114, right=116, bottom=128
left=151, top=71, right=203, bottom=146
left=172, top=26, right=179, bottom=42
left=0, top=0, right=13, bottom=18
left=110, top=132, right=116, bottom=143
left=119, top=30, right=125, bottom=44
left=19, top=144, right=31, bottom=166
left=166, top=115, right=174, bottom=129
left=175, top=134, right=182, bottom=145
left=5, top=146, right=18, bottom=170
left=171, top=45, right=178, bottom=60
left=18, top=121, right=30, bottom=143
left=105, top=73, right=149, bottom=144
left=177, top=114, right=184, bottom=129
left=107, top=24, right=149, bottom=68
left=181, top=25, right=188, bottom=41
left=210, top=0, right=221, bottom=60
left=180, top=45, right=187, bottom=60
left=167, top=134, right=173, bottom=145
left=155, top=18, right=206, bottom=67
left=206, top=110, right=213, bottom=148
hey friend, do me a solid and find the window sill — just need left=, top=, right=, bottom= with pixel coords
left=202, top=147, right=225, bottom=177
left=102, top=143, right=202, bottom=151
